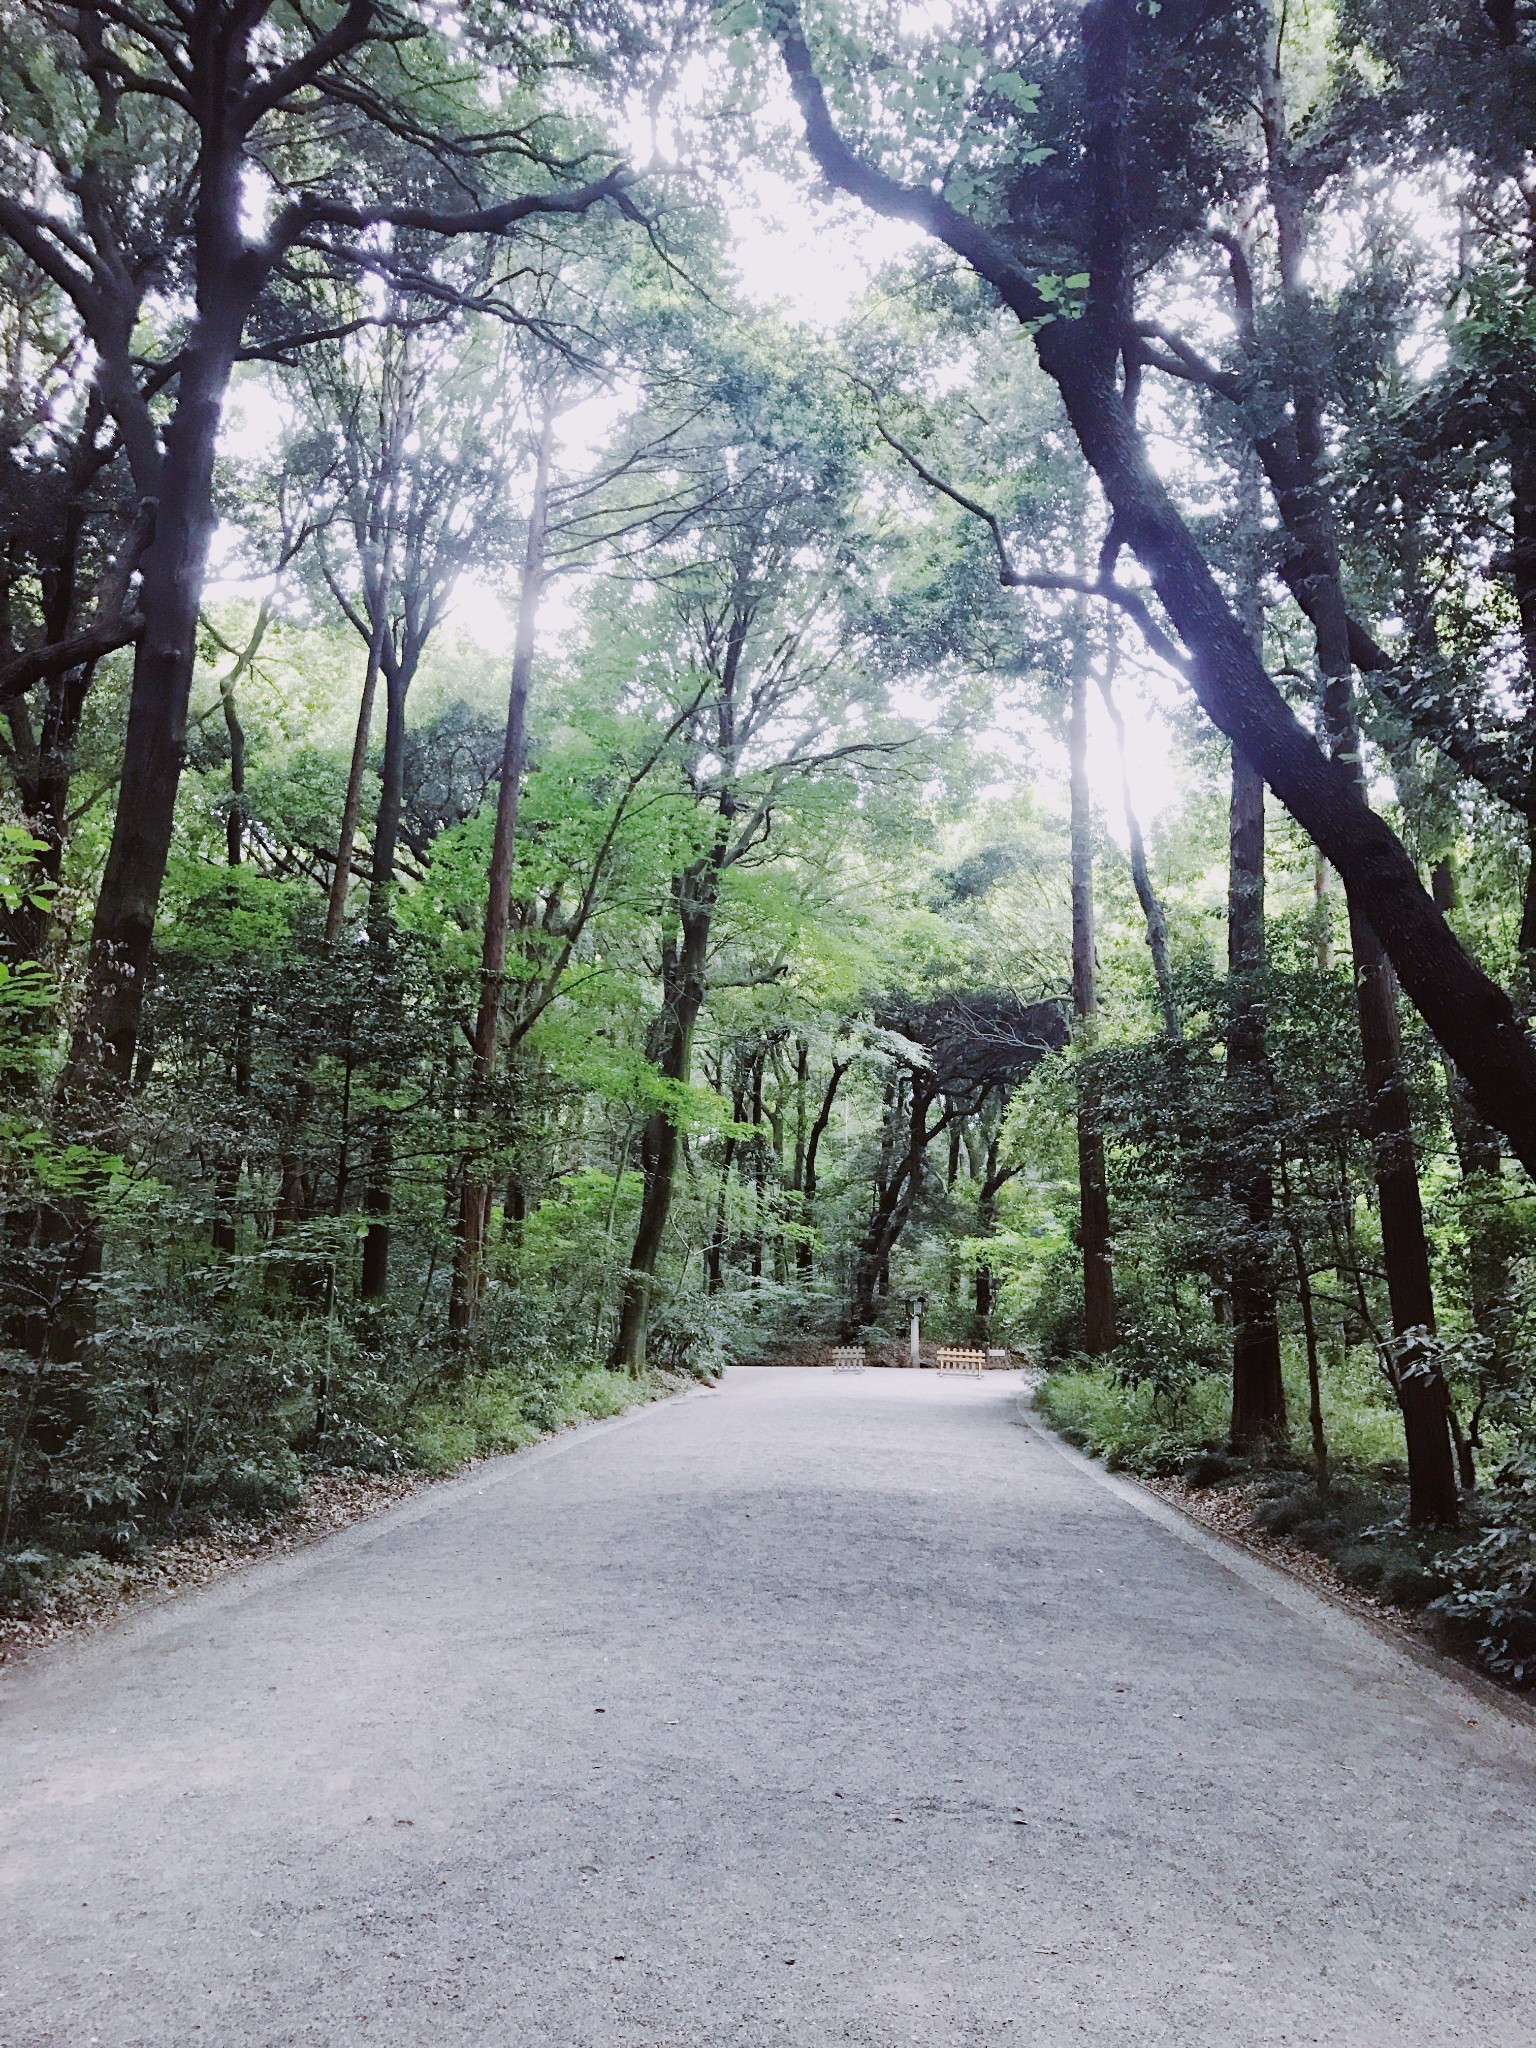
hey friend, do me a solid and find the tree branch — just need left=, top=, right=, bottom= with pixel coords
left=0, top=616, right=142, bottom=706
left=270, top=165, right=637, bottom=257
left=239, top=0, right=376, bottom=128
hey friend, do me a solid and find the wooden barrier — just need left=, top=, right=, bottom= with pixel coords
left=829, top=1345, right=865, bottom=1371
left=935, top=1347, right=987, bottom=1375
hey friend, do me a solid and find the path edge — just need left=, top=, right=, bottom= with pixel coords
left=1015, top=1386, right=1536, bottom=1743
left=0, top=1379, right=716, bottom=1703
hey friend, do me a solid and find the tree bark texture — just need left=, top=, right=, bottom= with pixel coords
left=849, top=1070, right=946, bottom=1331
left=325, top=615, right=385, bottom=944
left=611, top=867, right=717, bottom=1372
left=63, top=310, right=245, bottom=1100
left=797, top=1057, right=847, bottom=1277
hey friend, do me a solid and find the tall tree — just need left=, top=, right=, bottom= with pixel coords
left=608, top=377, right=902, bottom=1370
left=768, top=0, right=1536, bottom=1186
left=1226, top=471, right=1287, bottom=1450
left=0, top=0, right=635, bottom=1110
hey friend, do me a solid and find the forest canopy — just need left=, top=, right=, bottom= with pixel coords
left=5, top=0, right=1536, bottom=1677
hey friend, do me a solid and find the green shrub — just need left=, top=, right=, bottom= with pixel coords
left=1037, top=1365, right=1229, bottom=1477
left=405, top=1362, right=650, bottom=1473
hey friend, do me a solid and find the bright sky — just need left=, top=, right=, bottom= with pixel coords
left=721, top=172, right=1187, bottom=844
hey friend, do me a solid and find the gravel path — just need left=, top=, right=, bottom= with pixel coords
left=2, top=1365, right=1533, bottom=2046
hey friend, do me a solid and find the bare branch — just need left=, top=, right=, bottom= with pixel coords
left=239, top=0, right=376, bottom=129
left=270, top=165, right=637, bottom=258
left=1019, top=571, right=1191, bottom=676
left=776, top=18, right=1052, bottom=328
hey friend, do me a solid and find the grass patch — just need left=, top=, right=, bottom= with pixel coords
left=406, top=1363, right=653, bottom=1471
left=1038, top=1344, right=1408, bottom=1482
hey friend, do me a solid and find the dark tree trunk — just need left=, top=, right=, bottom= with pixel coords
left=1299, top=463, right=1456, bottom=1519
left=1512, top=405, right=1536, bottom=982
left=0, top=392, right=111, bottom=969
left=797, top=1056, right=846, bottom=1277
left=611, top=870, right=717, bottom=1373
left=1348, top=901, right=1458, bottom=1518
left=325, top=615, right=385, bottom=943
left=849, top=1072, right=939, bottom=1331
left=1227, top=500, right=1286, bottom=1452
left=356, top=647, right=422, bottom=1304
left=1250, top=22, right=1455, bottom=1520
left=368, top=661, right=411, bottom=938
left=971, top=1132, right=1019, bottom=1335
left=791, top=1040, right=809, bottom=1193
left=1431, top=861, right=1507, bottom=1394
left=62, top=245, right=251, bottom=1103
left=1279, top=1154, right=1329, bottom=1494
left=747, top=1053, right=766, bottom=1281
left=211, top=673, right=249, bottom=1254
left=1, top=659, right=95, bottom=971
left=705, top=1073, right=746, bottom=1294
left=1069, top=641, right=1116, bottom=1354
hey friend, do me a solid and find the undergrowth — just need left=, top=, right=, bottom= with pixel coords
left=1, top=1353, right=677, bottom=1626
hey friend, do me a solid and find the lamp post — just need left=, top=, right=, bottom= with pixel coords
left=904, top=1293, right=927, bottom=1369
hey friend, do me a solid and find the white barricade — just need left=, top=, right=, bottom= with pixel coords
left=935, top=1347, right=987, bottom=1375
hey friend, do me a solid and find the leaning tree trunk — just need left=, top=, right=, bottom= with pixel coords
left=325, top=613, right=386, bottom=944
left=797, top=1056, right=846, bottom=1278
left=849, top=1072, right=933, bottom=1332
left=779, top=0, right=1536, bottom=1181
left=1069, top=641, right=1116, bottom=1355
left=971, top=1129, right=1021, bottom=1339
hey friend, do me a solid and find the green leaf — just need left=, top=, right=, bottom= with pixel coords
left=990, top=71, right=1041, bottom=108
